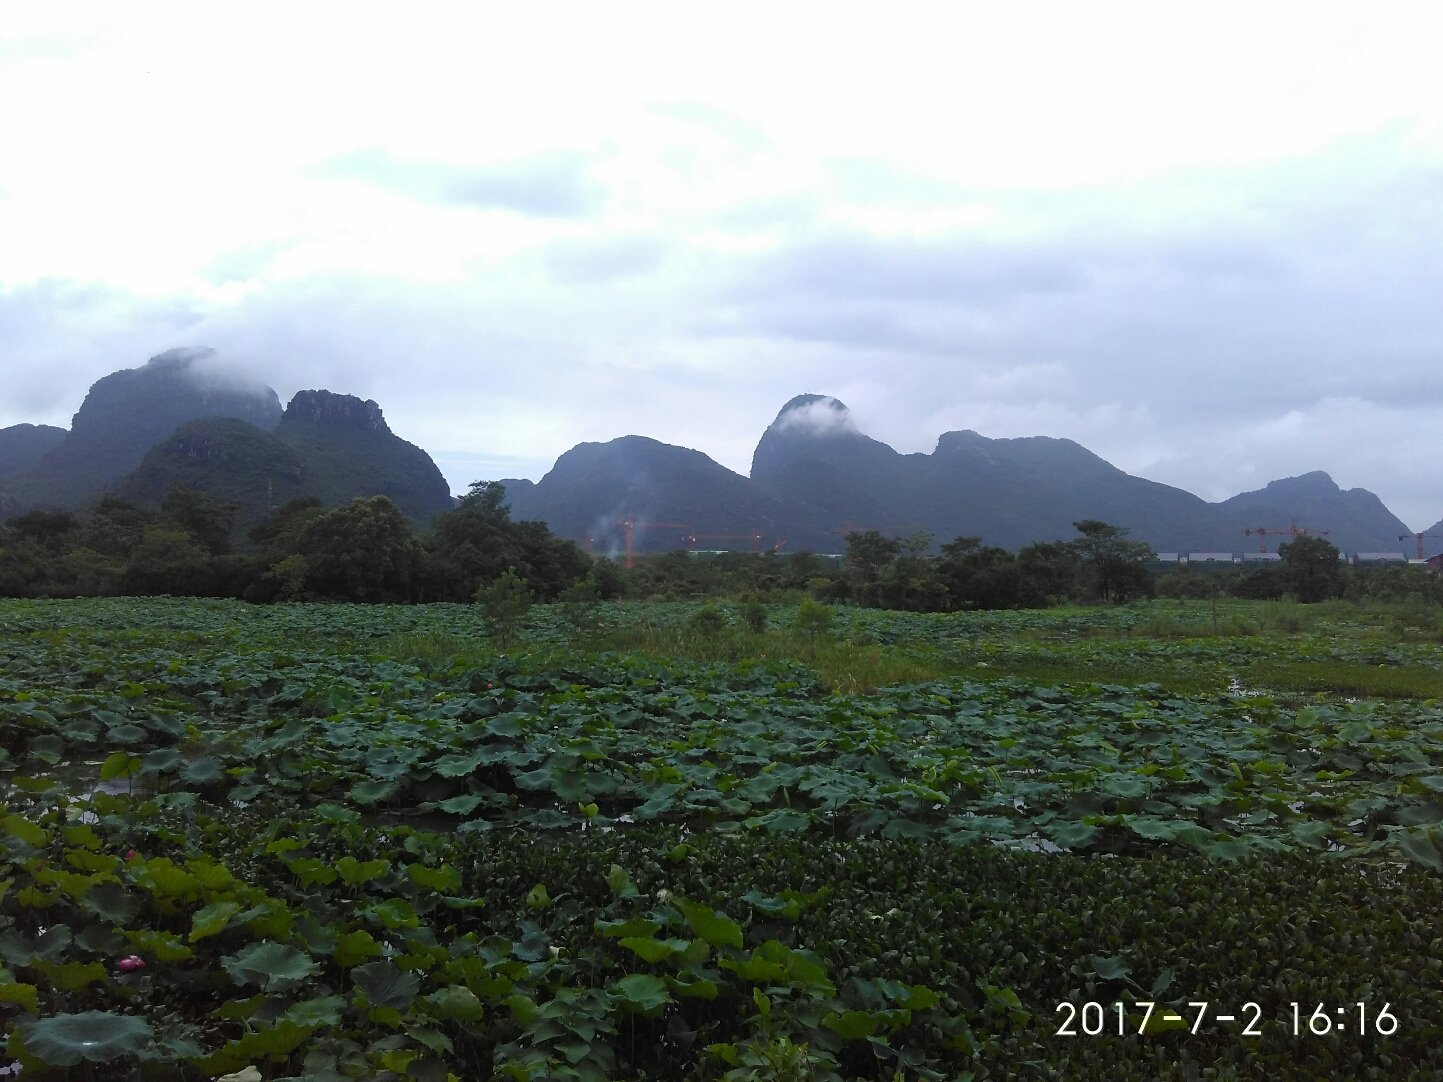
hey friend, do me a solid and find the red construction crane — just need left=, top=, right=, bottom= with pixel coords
left=613, top=516, right=692, bottom=569
left=1399, top=532, right=1443, bottom=560
left=1242, top=521, right=1329, bottom=553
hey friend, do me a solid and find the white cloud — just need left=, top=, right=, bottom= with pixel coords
left=4, top=6, right=1443, bottom=532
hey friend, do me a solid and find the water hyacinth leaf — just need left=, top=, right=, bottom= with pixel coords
left=22, top=1010, right=153, bottom=1066
left=352, top=960, right=420, bottom=1011
left=1090, top=954, right=1130, bottom=981
left=222, top=942, right=320, bottom=991
left=526, top=883, right=551, bottom=909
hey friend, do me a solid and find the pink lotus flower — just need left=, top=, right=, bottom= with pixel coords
left=117, top=955, right=146, bottom=972
left=125, top=849, right=139, bottom=861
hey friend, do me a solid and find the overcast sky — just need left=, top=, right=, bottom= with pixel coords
left=4, top=4, right=1442, bottom=529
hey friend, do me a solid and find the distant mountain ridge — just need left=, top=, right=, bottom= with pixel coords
left=0, top=349, right=452, bottom=530
left=506, top=395, right=1420, bottom=556
left=0, top=423, right=66, bottom=483
left=2, top=358, right=1434, bottom=555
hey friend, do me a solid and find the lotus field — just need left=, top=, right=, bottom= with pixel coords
left=3, top=597, right=1443, bottom=1079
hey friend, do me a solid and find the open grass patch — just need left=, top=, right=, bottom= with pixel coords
left=1244, top=658, right=1443, bottom=700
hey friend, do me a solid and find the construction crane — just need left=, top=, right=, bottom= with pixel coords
left=1242, top=521, right=1329, bottom=553
left=613, top=516, right=691, bottom=569
left=1399, top=532, right=1443, bottom=560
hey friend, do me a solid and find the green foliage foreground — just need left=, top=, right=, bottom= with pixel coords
left=3, top=598, right=1443, bottom=1079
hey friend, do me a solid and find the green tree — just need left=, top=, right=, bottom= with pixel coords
left=123, top=526, right=214, bottom=596
left=937, top=536, right=1022, bottom=610
left=1015, top=541, right=1081, bottom=606
left=844, top=530, right=901, bottom=581
left=1068, top=519, right=1155, bottom=603
left=474, top=567, right=534, bottom=649
left=4, top=509, right=79, bottom=555
left=794, top=596, right=836, bottom=649
left=297, top=496, right=424, bottom=602
left=159, top=487, right=237, bottom=556
left=558, top=571, right=605, bottom=638
left=81, top=498, right=157, bottom=560
left=459, top=479, right=511, bottom=519
left=1278, top=534, right=1343, bottom=602
left=425, top=481, right=588, bottom=602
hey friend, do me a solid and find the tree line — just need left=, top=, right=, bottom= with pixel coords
left=2, top=487, right=1435, bottom=609
left=0, top=482, right=604, bottom=604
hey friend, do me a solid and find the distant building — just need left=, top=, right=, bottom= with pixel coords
left=1426, top=553, right=1443, bottom=572
left=1153, top=552, right=1181, bottom=563
left=1241, top=552, right=1282, bottom=562
left=1187, top=552, right=1236, bottom=564
left=1354, top=552, right=1407, bottom=565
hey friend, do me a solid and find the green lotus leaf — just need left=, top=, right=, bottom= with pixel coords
left=181, top=756, right=226, bottom=784
left=434, top=792, right=486, bottom=814
left=406, top=863, right=461, bottom=892
left=190, top=900, right=242, bottom=942
left=22, top=1010, right=153, bottom=1066
left=221, top=942, right=320, bottom=991
left=425, top=985, right=484, bottom=1022
left=675, top=898, right=743, bottom=949
left=284, top=994, right=347, bottom=1027
left=611, top=972, right=671, bottom=1014
left=1395, top=827, right=1443, bottom=871
left=352, top=960, right=420, bottom=1011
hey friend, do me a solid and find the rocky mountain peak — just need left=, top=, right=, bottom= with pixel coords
left=283, top=390, right=391, bottom=434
